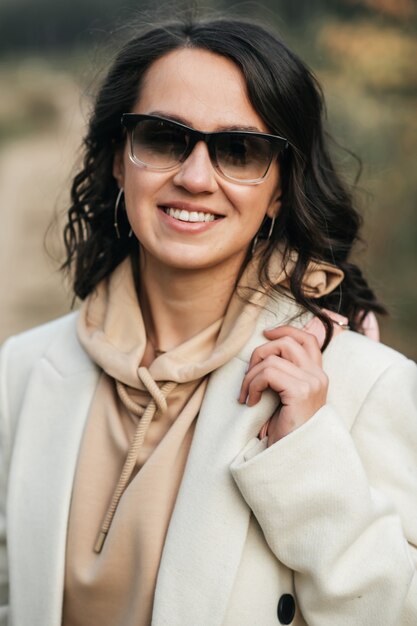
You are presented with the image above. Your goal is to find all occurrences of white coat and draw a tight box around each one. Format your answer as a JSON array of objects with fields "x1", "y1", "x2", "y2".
[{"x1": 1, "y1": 293, "x2": 416, "y2": 626}]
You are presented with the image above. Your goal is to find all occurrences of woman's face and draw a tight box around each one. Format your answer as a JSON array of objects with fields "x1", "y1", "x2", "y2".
[{"x1": 113, "y1": 48, "x2": 281, "y2": 273}]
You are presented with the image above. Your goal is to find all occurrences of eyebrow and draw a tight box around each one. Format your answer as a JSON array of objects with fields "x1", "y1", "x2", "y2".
[{"x1": 148, "y1": 110, "x2": 263, "y2": 133}]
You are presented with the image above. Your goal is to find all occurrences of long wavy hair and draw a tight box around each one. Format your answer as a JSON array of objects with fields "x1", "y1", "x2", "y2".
[{"x1": 62, "y1": 16, "x2": 386, "y2": 344}]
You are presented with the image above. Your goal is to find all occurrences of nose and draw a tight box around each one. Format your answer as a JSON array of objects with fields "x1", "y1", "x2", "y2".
[{"x1": 172, "y1": 141, "x2": 219, "y2": 194}]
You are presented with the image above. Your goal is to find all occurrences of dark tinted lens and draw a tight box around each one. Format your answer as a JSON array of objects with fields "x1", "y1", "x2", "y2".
[
  {"x1": 215, "y1": 133, "x2": 273, "y2": 180},
  {"x1": 131, "y1": 119, "x2": 188, "y2": 168}
]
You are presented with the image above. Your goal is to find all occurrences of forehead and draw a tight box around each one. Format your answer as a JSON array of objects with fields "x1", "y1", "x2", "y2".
[{"x1": 134, "y1": 48, "x2": 267, "y2": 132}]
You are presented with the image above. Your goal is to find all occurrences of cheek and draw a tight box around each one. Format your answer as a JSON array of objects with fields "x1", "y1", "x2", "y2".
[
  {"x1": 122, "y1": 174, "x2": 149, "y2": 228},
  {"x1": 123, "y1": 167, "x2": 156, "y2": 205},
  {"x1": 229, "y1": 163, "x2": 280, "y2": 216},
  {"x1": 228, "y1": 185, "x2": 277, "y2": 223}
]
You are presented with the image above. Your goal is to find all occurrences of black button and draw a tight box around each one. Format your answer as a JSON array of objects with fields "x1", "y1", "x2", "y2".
[{"x1": 277, "y1": 593, "x2": 295, "y2": 624}]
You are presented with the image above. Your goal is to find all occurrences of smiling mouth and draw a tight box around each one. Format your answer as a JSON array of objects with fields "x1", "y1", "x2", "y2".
[{"x1": 162, "y1": 207, "x2": 221, "y2": 223}]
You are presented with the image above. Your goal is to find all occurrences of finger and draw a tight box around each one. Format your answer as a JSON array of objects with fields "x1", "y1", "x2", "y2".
[
  {"x1": 242, "y1": 354, "x2": 306, "y2": 397},
  {"x1": 239, "y1": 354, "x2": 306, "y2": 404},
  {"x1": 263, "y1": 325, "x2": 321, "y2": 363},
  {"x1": 244, "y1": 365, "x2": 310, "y2": 407},
  {"x1": 248, "y1": 335, "x2": 317, "y2": 371},
  {"x1": 243, "y1": 371, "x2": 271, "y2": 406},
  {"x1": 246, "y1": 365, "x2": 327, "y2": 408},
  {"x1": 241, "y1": 351, "x2": 327, "y2": 406}
]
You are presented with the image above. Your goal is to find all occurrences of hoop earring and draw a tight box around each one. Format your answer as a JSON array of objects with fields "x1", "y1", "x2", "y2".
[
  {"x1": 114, "y1": 187, "x2": 124, "y2": 239},
  {"x1": 251, "y1": 234, "x2": 259, "y2": 256},
  {"x1": 251, "y1": 216, "x2": 276, "y2": 255},
  {"x1": 267, "y1": 216, "x2": 275, "y2": 240}
]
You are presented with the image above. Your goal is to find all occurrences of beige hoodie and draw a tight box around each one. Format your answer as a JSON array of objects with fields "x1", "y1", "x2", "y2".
[{"x1": 61, "y1": 251, "x2": 343, "y2": 626}]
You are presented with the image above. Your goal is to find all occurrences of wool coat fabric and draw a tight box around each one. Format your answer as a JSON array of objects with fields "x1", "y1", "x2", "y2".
[{"x1": 0, "y1": 292, "x2": 416, "y2": 626}]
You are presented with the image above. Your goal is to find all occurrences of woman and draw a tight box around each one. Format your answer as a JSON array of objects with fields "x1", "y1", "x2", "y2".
[{"x1": 1, "y1": 15, "x2": 416, "y2": 626}]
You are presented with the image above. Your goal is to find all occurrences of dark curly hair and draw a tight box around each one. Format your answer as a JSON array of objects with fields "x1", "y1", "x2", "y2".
[{"x1": 62, "y1": 15, "x2": 386, "y2": 345}]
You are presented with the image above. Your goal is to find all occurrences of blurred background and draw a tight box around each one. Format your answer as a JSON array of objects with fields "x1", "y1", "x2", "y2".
[{"x1": 0, "y1": 0, "x2": 416, "y2": 358}]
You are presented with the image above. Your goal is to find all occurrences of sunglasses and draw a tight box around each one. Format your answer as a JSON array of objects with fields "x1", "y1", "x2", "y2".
[{"x1": 121, "y1": 114, "x2": 288, "y2": 184}]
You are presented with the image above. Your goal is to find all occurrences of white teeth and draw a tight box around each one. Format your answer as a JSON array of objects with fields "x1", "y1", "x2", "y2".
[{"x1": 164, "y1": 208, "x2": 216, "y2": 222}]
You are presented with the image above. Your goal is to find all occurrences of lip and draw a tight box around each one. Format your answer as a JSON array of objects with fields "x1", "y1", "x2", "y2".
[
  {"x1": 157, "y1": 200, "x2": 224, "y2": 217},
  {"x1": 158, "y1": 204, "x2": 223, "y2": 234}
]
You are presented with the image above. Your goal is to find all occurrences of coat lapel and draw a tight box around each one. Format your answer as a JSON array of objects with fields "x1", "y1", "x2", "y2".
[
  {"x1": 7, "y1": 321, "x2": 99, "y2": 626},
  {"x1": 153, "y1": 293, "x2": 308, "y2": 626}
]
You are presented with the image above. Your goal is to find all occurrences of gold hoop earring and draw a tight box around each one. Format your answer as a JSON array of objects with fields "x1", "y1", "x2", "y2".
[
  {"x1": 251, "y1": 216, "x2": 276, "y2": 255},
  {"x1": 114, "y1": 187, "x2": 124, "y2": 239},
  {"x1": 251, "y1": 233, "x2": 259, "y2": 255},
  {"x1": 267, "y1": 216, "x2": 275, "y2": 240}
]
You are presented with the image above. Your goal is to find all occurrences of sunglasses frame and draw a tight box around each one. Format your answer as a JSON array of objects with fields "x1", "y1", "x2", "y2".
[{"x1": 121, "y1": 113, "x2": 289, "y2": 185}]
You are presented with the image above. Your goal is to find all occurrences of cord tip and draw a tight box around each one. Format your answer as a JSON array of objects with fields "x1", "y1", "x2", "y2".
[{"x1": 94, "y1": 531, "x2": 107, "y2": 553}]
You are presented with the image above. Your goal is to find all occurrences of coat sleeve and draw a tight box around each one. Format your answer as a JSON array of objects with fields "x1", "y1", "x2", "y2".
[
  {"x1": 230, "y1": 357, "x2": 417, "y2": 626},
  {"x1": 0, "y1": 342, "x2": 11, "y2": 625}
]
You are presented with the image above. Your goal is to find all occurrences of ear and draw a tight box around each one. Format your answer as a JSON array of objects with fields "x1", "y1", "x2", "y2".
[
  {"x1": 266, "y1": 188, "x2": 282, "y2": 220},
  {"x1": 113, "y1": 148, "x2": 125, "y2": 188}
]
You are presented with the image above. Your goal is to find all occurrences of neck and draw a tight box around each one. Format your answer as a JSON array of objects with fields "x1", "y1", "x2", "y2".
[{"x1": 137, "y1": 250, "x2": 247, "y2": 352}]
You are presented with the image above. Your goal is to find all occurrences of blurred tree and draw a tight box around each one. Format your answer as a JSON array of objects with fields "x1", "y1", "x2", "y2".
[
  {"x1": 343, "y1": 0, "x2": 416, "y2": 20},
  {"x1": 2, "y1": 0, "x2": 415, "y2": 53}
]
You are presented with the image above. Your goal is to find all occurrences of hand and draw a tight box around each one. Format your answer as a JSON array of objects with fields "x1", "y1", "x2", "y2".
[{"x1": 238, "y1": 326, "x2": 328, "y2": 445}]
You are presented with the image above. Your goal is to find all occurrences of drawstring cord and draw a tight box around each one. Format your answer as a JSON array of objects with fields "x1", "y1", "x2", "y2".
[{"x1": 94, "y1": 366, "x2": 177, "y2": 553}]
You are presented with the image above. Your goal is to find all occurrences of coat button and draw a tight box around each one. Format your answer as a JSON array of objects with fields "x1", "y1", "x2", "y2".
[{"x1": 277, "y1": 593, "x2": 295, "y2": 624}]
